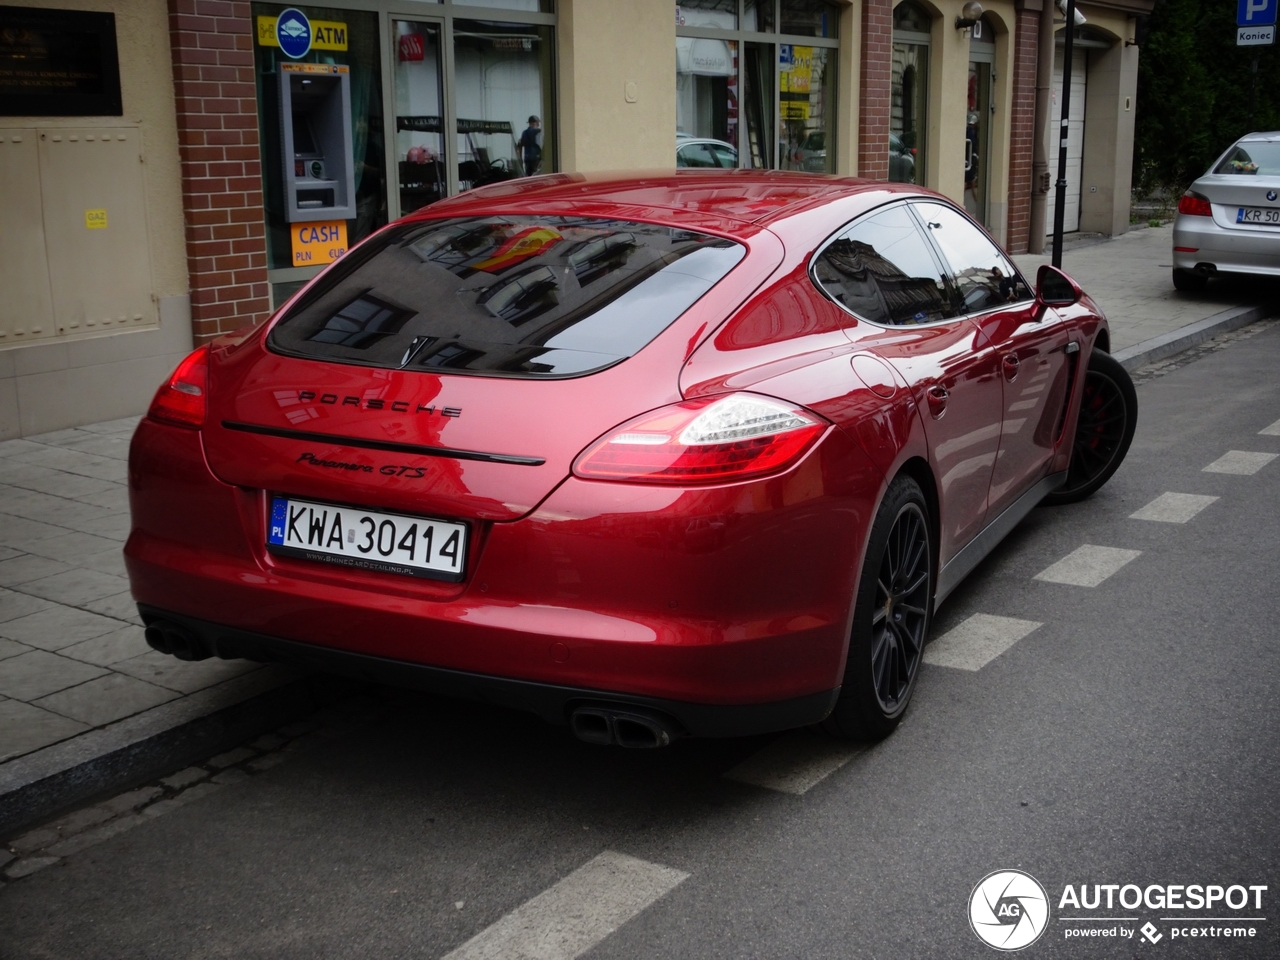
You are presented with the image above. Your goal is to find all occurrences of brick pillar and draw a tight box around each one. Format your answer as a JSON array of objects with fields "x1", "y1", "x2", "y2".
[
  {"x1": 1005, "y1": 6, "x2": 1039, "y2": 254},
  {"x1": 858, "y1": 0, "x2": 892, "y2": 181},
  {"x1": 168, "y1": 0, "x2": 269, "y2": 343}
]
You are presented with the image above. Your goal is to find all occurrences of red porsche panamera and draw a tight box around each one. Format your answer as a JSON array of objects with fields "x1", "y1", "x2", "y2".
[{"x1": 126, "y1": 171, "x2": 1136, "y2": 747}]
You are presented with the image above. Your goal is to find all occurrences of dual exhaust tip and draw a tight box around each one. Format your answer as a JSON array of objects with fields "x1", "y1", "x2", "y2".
[
  {"x1": 569, "y1": 704, "x2": 682, "y2": 749},
  {"x1": 145, "y1": 620, "x2": 681, "y2": 749},
  {"x1": 143, "y1": 620, "x2": 211, "y2": 662}
]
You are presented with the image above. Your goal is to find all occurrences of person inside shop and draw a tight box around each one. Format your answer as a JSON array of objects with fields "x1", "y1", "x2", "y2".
[{"x1": 520, "y1": 115, "x2": 543, "y2": 176}]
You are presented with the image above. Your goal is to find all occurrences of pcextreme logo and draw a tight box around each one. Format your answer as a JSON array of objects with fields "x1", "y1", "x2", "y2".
[{"x1": 969, "y1": 870, "x2": 1050, "y2": 951}]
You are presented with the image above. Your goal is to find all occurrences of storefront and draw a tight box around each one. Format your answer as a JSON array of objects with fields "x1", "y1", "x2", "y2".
[{"x1": 249, "y1": 1, "x2": 556, "y2": 308}]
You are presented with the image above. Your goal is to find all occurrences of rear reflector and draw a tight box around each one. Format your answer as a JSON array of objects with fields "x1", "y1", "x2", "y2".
[
  {"x1": 573, "y1": 393, "x2": 827, "y2": 485},
  {"x1": 147, "y1": 345, "x2": 209, "y2": 429},
  {"x1": 1174, "y1": 246, "x2": 1199, "y2": 253},
  {"x1": 1177, "y1": 193, "x2": 1212, "y2": 217}
]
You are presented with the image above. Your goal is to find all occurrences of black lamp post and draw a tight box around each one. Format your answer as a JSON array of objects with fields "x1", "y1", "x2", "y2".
[{"x1": 1051, "y1": 0, "x2": 1076, "y2": 268}]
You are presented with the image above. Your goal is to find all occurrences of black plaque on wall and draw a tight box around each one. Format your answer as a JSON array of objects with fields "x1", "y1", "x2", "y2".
[{"x1": 0, "y1": 7, "x2": 122, "y2": 116}]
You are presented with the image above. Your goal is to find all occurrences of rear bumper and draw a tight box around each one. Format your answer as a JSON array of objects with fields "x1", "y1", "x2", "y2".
[
  {"x1": 138, "y1": 604, "x2": 841, "y2": 737},
  {"x1": 1173, "y1": 214, "x2": 1280, "y2": 276},
  {"x1": 126, "y1": 417, "x2": 880, "y2": 727}
]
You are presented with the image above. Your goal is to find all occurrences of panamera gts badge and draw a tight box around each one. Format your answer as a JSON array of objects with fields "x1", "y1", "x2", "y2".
[
  {"x1": 297, "y1": 391, "x2": 461, "y2": 417},
  {"x1": 297, "y1": 452, "x2": 427, "y2": 478}
]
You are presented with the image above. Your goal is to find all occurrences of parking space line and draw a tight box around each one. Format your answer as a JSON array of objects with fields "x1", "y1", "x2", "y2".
[
  {"x1": 1034, "y1": 545, "x2": 1142, "y2": 587},
  {"x1": 723, "y1": 731, "x2": 863, "y2": 795},
  {"x1": 1129, "y1": 492, "x2": 1218, "y2": 524},
  {"x1": 922, "y1": 613, "x2": 1043, "y2": 672},
  {"x1": 440, "y1": 851, "x2": 688, "y2": 960},
  {"x1": 1259, "y1": 418, "x2": 1280, "y2": 436},
  {"x1": 1202, "y1": 451, "x2": 1277, "y2": 475}
]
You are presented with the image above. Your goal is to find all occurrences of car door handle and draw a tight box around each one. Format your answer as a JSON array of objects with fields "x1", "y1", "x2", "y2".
[
  {"x1": 1002, "y1": 354, "x2": 1021, "y2": 381},
  {"x1": 926, "y1": 385, "x2": 949, "y2": 419}
]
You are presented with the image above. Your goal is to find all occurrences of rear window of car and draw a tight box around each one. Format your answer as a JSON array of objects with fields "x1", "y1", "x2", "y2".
[
  {"x1": 1213, "y1": 142, "x2": 1280, "y2": 175},
  {"x1": 268, "y1": 216, "x2": 745, "y2": 378}
]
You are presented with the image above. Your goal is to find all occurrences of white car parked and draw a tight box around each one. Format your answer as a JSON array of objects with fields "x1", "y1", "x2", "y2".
[{"x1": 1173, "y1": 132, "x2": 1280, "y2": 292}]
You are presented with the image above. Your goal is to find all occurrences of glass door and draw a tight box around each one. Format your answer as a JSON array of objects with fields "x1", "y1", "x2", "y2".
[
  {"x1": 965, "y1": 60, "x2": 992, "y2": 225},
  {"x1": 392, "y1": 19, "x2": 445, "y2": 216}
]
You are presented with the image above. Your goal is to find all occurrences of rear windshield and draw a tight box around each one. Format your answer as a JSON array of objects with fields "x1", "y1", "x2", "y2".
[
  {"x1": 1213, "y1": 142, "x2": 1280, "y2": 175},
  {"x1": 268, "y1": 216, "x2": 745, "y2": 378}
]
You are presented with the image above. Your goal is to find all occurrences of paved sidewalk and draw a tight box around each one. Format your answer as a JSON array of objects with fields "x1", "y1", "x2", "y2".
[
  {"x1": 1013, "y1": 222, "x2": 1275, "y2": 352},
  {"x1": 0, "y1": 222, "x2": 1275, "y2": 840}
]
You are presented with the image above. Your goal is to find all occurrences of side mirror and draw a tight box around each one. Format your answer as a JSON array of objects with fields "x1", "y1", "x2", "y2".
[{"x1": 1037, "y1": 264, "x2": 1081, "y2": 307}]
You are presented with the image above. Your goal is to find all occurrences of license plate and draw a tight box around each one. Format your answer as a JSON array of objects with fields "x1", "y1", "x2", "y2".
[
  {"x1": 1236, "y1": 206, "x2": 1280, "y2": 225},
  {"x1": 267, "y1": 496, "x2": 467, "y2": 581}
]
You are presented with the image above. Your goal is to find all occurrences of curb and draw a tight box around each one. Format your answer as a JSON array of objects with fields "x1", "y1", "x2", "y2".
[
  {"x1": 0, "y1": 668, "x2": 352, "y2": 839},
  {"x1": 1113, "y1": 302, "x2": 1277, "y2": 372}
]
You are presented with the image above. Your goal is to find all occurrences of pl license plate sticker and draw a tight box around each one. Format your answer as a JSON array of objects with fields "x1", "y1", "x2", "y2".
[
  {"x1": 1236, "y1": 206, "x2": 1280, "y2": 225},
  {"x1": 268, "y1": 497, "x2": 466, "y2": 581}
]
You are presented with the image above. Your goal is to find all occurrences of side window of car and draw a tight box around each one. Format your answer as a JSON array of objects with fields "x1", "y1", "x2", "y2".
[
  {"x1": 911, "y1": 201, "x2": 1032, "y2": 314},
  {"x1": 812, "y1": 204, "x2": 954, "y2": 326},
  {"x1": 677, "y1": 143, "x2": 717, "y2": 168}
]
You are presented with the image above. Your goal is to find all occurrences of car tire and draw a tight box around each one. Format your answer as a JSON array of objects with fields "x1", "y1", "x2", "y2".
[
  {"x1": 1172, "y1": 268, "x2": 1207, "y2": 293},
  {"x1": 823, "y1": 475, "x2": 933, "y2": 741},
  {"x1": 1041, "y1": 349, "x2": 1138, "y2": 506}
]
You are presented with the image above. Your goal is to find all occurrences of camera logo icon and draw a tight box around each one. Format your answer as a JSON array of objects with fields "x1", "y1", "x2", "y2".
[{"x1": 969, "y1": 869, "x2": 1050, "y2": 951}]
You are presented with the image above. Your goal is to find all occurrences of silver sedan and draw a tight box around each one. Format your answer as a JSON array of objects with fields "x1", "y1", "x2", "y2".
[{"x1": 1172, "y1": 132, "x2": 1280, "y2": 292}]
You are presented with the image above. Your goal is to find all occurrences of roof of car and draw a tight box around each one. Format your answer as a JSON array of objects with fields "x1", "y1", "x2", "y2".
[
  {"x1": 411, "y1": 169, "x2": 921, "y2": 232},
  {"x1": 1240, "y1": 132, "x2": 1280, "y2": 142}
]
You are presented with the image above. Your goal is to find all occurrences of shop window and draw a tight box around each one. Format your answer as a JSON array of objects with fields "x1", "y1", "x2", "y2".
[
  {"x1": 676, "y1": 0, "x2": 839, "y2": 173},
  {"x1": 677, "y1": 37, "x2": 737, "y2": 147},
  {"x1": 891, "y1": 1, "x2": 931, "y2": 185},
  {"x1": 780, "y1": 0, "x2": 837, "y2": 38},
  {"x1": 779, "y1": 45, "x2": 834, "y2": 173},
  {"x1": 452, "y1": 20, "x2": 555, "y2": 191},
  {"x1": 394, "y1": 21, "x2": 445, "y2": 215},
  {"x1": 677, "y1": 0, "x2": 738, "y2": 30}
]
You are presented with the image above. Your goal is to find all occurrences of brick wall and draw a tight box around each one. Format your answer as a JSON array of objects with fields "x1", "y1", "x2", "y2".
[
  {"x1": 1006, "y1": 7, "x2": 1040, "y2": 254},
  {"x1": 858, "y1": 0, "x2": 892, "y2": 181},
  {"x1": 168, "y1": 0, "x2": 269, "y2": 342}
]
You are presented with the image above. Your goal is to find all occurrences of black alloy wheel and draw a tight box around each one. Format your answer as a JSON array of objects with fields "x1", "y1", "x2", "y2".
[
  {"x1": 1042, "y1": 349, "x2": 1138, "y2": 506},
  {"x1": 824, "y1": 475, "x2": 933, "y2": 741}
]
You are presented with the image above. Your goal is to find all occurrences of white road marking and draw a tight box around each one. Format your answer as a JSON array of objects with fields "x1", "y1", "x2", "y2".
[
  {"x1": 1129, "y1": 492, "x2": 1218, "y2": 524},
  {"x1": 440, "y1": 851, "x2": 688, "y2": 960},
  {"x1": 723, "y1": 731, "x2": 863, "y2": 795},
  {"x1": 1259, "y1": 418, "x2": 1280, "y2": 436},
  {"x1": 922, "y1": 613, "x2": 1043, "y2": 672},
  {"x1": 1007, "y1": 399, "x2": 1039, "y2": 412},
  {"x1": 1034, "y1": 544, "x2": 1142, "y2": 587},
  {"x1": 1202, "y1": 450, "x2": 1277, "y2": 475}
]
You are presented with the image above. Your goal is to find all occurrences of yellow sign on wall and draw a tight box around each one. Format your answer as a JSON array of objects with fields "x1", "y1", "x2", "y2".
[
  {"x1": 290, "y1": 221, "x2": 347, "y2": 266},
  {"x1": 84, "y1": 209, "x2": 108, "y2": 229},
  {"x1": 256, "y1": 16, "x2": 348, "y2": 51}
]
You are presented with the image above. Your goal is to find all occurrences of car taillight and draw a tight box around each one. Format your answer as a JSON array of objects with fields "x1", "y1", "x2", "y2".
[
  {"x1": 147, "y1": 345, "x2": 209, "y2": 428},
  {"x1": 1178, "y1": 192, "x2": 1212, "y2": 217},
  {"x1": 573, "y1": 393, "x2": 828, "y2": 485}
]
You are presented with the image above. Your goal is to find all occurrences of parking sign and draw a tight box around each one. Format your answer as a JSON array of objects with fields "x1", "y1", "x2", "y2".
[{"x1": 1239, "y1": 0, "x2": 1277, "y2": 26}]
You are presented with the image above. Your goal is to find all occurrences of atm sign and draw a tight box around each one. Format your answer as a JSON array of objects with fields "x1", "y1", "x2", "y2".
[
  {"x1": 256, "y1": 16, "x2": 348, "y2": 51},
  {"x1": 291, "y1": 221, "x2": 348, "y2": 266}
]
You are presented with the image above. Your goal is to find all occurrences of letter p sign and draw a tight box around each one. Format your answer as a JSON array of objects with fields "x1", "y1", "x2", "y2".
[{"x1": 1240, "y1": 0, "x2": 1277, "y2": 26}]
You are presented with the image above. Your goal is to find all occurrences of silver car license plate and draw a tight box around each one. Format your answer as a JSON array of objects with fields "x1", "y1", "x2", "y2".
[
  {"x1": 1236, "y1": 206, "x2": 1280, "y2": 225},
  {"x1": 267, "y1": 496, "x2": 467, "y2": 581}
]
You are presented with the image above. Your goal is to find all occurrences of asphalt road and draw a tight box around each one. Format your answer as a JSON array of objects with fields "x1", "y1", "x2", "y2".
[{"x1": 2, "y1": 321, "x2": 1279, "y2": 960}]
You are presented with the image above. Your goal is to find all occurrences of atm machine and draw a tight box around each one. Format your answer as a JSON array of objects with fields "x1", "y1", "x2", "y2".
[{"x1": 278, "y1": 62, "x2": 357, "y2": 222}]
